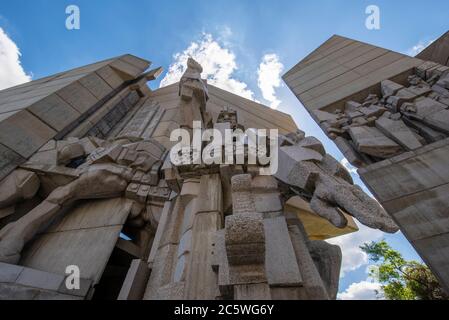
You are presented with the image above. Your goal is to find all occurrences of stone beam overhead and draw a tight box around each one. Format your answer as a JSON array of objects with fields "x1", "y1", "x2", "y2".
[
  {"x1": 0, "y1": 54, "x2": 152, "y2": 182},
  {"x1": 283, "y1": 35, "x2": 424, "y2": 117}
]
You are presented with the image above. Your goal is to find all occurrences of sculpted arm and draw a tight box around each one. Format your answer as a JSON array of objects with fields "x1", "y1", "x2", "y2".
[
  {"x1": 0, "y1": 165, "x2": 132, "y2": 264},
  {"x1": 274, "y1": 131, "x2": 398, "y2": 233}
]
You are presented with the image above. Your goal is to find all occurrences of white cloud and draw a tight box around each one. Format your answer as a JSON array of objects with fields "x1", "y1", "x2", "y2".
[
  {"x1": 160, "y1": 32, "x2": 287, "y2": 109},
  {"x1": 257, "y1": 53, "x2": 284, "y2": 109},
  {"x1": 340, "y1": 157, "x2": 358, "y2": 174},
  {"x1": 327, "y1": 222, "x2": 384, "y2": 277},
  {"x1": 406, "y1": 39, "x2": 435, "y2": 57},
  {"x1": 160, "y1": 33, "x2": 255, "y2": 101},
  {"x1": 338, "y1": 280, "x2": 382, "y2": 300},
  {"x1": 218, "y1": 25, "x2": 233, "y2": 41},
  {"x1": 0, "y1": 27, "x2": 31, "y2": 90}
]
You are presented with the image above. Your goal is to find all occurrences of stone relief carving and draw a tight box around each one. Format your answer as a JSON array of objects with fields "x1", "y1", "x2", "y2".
[
  {"x1": 317, "y1": 62, "x2": 449, "y2": 167},
  {"x1": 0, "y1": 58, "x2": 399, "y2": 300},
  {"x1": 274, "y1": 130, "x2": 398, "y2": 233},
  {"x1": 0, "y1": 137, "x2": 169, "y2": 264}
]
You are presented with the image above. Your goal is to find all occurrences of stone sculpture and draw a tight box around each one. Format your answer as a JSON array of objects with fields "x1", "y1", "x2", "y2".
[
  {"x1": 0, "y1": 137, "x2": 168, "y2": 264},
  {"x1": 317, "y1": 62, "x2": 449, "y2": 167},
  {"x1": 274, "y1": 130, "x2": 398, "y2": 233},
  {"x1": 0, "y1": 57, "x2": 398, "y2": 300},
  {"x1": 179, "y1": 57, "x2": 212, "y2": 133}
]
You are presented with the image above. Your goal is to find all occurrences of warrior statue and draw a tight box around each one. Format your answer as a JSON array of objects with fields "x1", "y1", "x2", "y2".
[{"x1": 0, "y1": 58, "x2": 397, "y2": 300}]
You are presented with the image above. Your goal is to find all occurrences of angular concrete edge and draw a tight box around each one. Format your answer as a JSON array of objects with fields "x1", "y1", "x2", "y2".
[
  {"x1": 0, "y1": 262, "x2": 92, "y2": 300},
  {"x1": 0, "y1": 54, "x2": 152, "y2": 182}
]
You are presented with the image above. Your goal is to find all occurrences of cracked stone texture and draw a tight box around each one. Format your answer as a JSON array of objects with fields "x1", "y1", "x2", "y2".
[
  {"x1": 225, "y1": 213, "x2": 265, "y2": 264},
  {"x1": 375, "y1": 116, "x2": 423, "y2": 150},
  {"x1": 275, "y1": 133, "x2": 399, "y2": 233},
  {"x1": 230, "y1": 174, "x2": 256, "y2": 214}
]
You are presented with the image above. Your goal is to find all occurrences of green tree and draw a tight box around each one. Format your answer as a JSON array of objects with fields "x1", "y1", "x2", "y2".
[{"x1": 360, "y1": 240, "x2": 448, "y2": 300}]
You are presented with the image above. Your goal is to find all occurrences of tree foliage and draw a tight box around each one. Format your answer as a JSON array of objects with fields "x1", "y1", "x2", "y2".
[{"x1": 360, "y1": 240, "x2": 448, "y2": 300}]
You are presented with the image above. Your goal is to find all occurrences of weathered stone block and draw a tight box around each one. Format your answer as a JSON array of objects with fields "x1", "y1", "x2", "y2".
[
  {"x1": 78, "y1": 72, "x2": 113, "y2": 100},
  {"x1": 96, "y1": 66, "x2": 124, "y2": 89},
  {"x1": 0, "y1": 262, "x2": 24, "y2": 283},
  {"x1": 0, "y1": 283, "x2": 81, "y2": 300},
  {"x1": 58, "y1": 277, "x2": 92, "y2": 298},
  {"x1": 344, "y1": 101, "x2": 362, "y2": 112},
  {"x1": 225, "y1": 212, "x2": 265, "y2": 266},
  {"x1": 196, "y1": 174, "x2": 222, "y2": 214},
  {"x1": 234, "y1": 283, "x2": 271, "y2": 300},
  {"x1": 375, "y1": 116, "x2": 423, "y2": 150},
  {"x1": 56, "y1": 81, "x2": 99, "y2": 114},
  {"x1": 264, "y1": 216, "x2": 302, "y2": 286},
  {"x1": 28, "y1": 94, "x2": 81, "y2": 132},
  {"x1": 381, "y1": 80, "x2": 404, "y2": 97},
  {"x1": 16, "y1": 267, "x2": 65, "y2": 291},
  {"x1": 0, "y1": 110, "x2": 57, "y2": 158},
  {"x1": 348, "y1": 125, "x2": 403, "y2": 158}
]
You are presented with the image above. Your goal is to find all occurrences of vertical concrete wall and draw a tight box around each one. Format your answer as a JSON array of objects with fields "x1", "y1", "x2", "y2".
[
  {"x1": 417, "y1": 31, "x2": 449, "y2": 66},
  {"x1": 358, "y1": 138, "x2": 449, "y2": 292}
]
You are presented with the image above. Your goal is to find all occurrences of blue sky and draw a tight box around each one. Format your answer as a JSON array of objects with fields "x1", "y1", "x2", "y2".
[{"x1": 1, "y1": 0, "x2": 448, "y2": 299}]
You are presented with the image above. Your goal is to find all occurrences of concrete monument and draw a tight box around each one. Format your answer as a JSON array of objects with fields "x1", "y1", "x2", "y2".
[
  {"x1": 284, "y1": 31, "x2": 449, "y2": 293},
  {"x1": 0, "y1": 55, "x2": 394, "y2": 299}
]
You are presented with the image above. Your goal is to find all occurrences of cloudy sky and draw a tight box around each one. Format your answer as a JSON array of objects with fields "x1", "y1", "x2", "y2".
[{"x1": 1, "y1": 0, "x2": 448, "y2": 299}]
